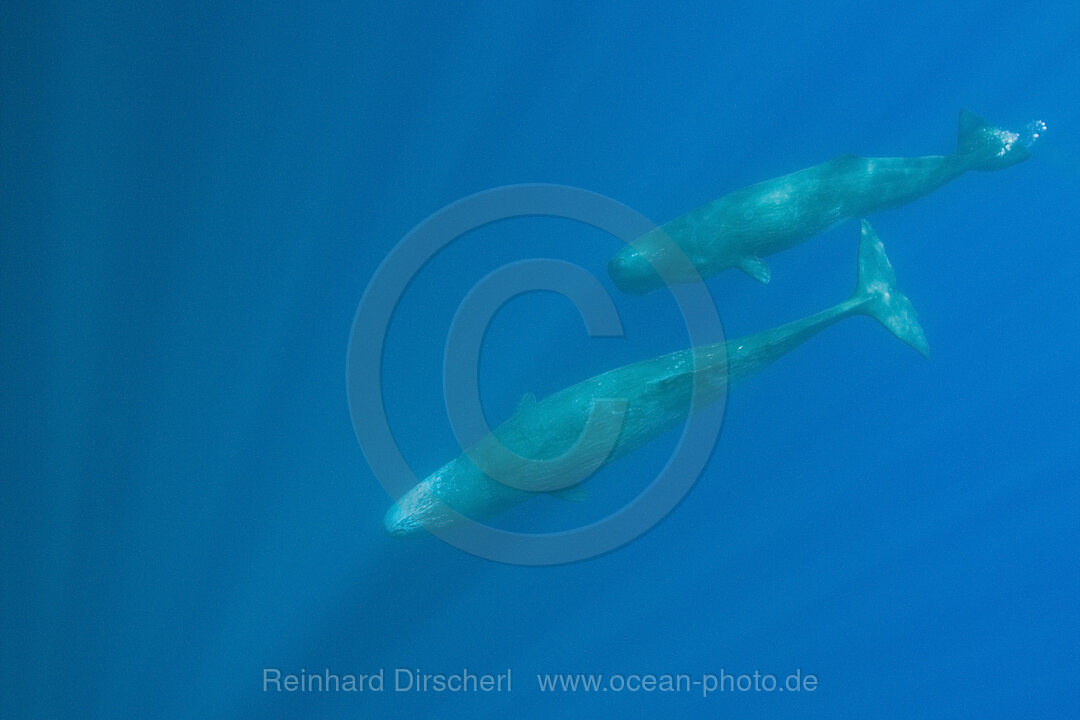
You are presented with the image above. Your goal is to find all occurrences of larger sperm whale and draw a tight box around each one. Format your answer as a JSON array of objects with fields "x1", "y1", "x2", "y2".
[
  {"x1": 385, "y1": 222, "x2": 928, "y2": 537},
  {"x1": 608, "y1": 110, "x2": 1035, "y2": 293}
]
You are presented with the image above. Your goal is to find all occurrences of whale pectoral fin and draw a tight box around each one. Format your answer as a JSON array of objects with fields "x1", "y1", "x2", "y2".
[
  {"x1": 550, "y1": 485, "x2": 588, "y2": 502},
  {"x1": 737, "y1": 256, "x2": 771, "y2": 284}
]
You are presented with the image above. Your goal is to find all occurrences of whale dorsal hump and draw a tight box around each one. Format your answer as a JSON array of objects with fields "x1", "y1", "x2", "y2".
[
  {"x1": 650, "y1": 371, "x2": 692, "y2": 390},
  {"x1": 647, "y1": 371, "x2": 697, "y2": 411},
  {"x1": 514, "y1": 392, "x2": 537, "y2": 416}
]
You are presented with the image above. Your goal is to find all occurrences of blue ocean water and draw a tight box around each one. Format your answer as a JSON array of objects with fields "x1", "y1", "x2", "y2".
[{"x1": 2, "y1": 1, "x2": 1078, "y2": 718}]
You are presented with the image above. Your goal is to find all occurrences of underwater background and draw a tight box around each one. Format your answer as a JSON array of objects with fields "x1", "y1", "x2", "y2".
[{"x1": 2, "y1": 1, "x2": 1078, "y2": 718}]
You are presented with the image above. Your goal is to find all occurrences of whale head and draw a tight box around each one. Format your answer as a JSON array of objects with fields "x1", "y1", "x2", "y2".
[
  {"x1": 608, "y1": 228, "x2": 707, "y2": 294},
  {"x1": 383, "y1": 479, "x2": 452, "y2": 538},
  {"x1": 383, "y1": 456, "x2": 531, "y2": 538},
  {"x1": 383, "y1": 498, "x2": 423, "y2": 538},
  {"x1": 608, "y1": 245, "x2": 665, "y2": 294}
]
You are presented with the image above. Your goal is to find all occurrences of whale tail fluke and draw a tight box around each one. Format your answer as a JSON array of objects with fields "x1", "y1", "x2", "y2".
[
  {"x1": 852, "y1": 220, "x2": 930, "y2": 358},
  {"x1": 956, "y1": 108, "x2": 1031, "y2": 171}
]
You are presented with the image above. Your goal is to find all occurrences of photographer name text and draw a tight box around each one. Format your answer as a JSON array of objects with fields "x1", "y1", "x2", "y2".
[{"x1": 262, "y1": 667, "x2": 512, "y2": 693}]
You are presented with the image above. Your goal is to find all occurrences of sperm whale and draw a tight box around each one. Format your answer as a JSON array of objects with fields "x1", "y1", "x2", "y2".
[
  {"x1": 608, "y1": 110, "x2": 1035, "y2": 293},
  {"x1": 385, "y1": 221, "x2": 928, "y2": 537}
]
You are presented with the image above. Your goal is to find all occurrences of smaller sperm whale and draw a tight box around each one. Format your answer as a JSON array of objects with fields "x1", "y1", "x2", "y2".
[
  {"x1": 608, "y1": 110, "x2": 1036, "y2": 293},
  {"x1": 385, "y1": 221, "x2": 928, "y2": 537}
]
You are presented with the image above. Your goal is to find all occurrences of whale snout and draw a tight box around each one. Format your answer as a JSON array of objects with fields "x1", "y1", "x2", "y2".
[
  {"x1": 383, "y1": 501, "x2": 425, "y2": 538},
  {"x1": 608, "y1": 248, "x2": 663, "y2": 294}
]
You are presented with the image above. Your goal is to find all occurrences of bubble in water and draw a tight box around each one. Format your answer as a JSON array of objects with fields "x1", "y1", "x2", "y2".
[{"x1": 1022, "y1": 120, "x2": 1047, "y2": 149}]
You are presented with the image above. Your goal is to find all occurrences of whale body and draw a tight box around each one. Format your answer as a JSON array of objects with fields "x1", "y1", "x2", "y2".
[
  {"x1": 608, "y1": 110, "x2": 1032, "y2": 293},
  {"x1": 385, "y1": 221, "x2": 929, "y2": 537}
]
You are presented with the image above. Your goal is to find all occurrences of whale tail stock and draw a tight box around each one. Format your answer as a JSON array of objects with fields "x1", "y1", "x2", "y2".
[
  {"x1": 956, "y1": 108, "x2": 1031, "y2": 171},
  {"x1": 852, "y1": 220, "x2": 931, "y2": 358}
]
